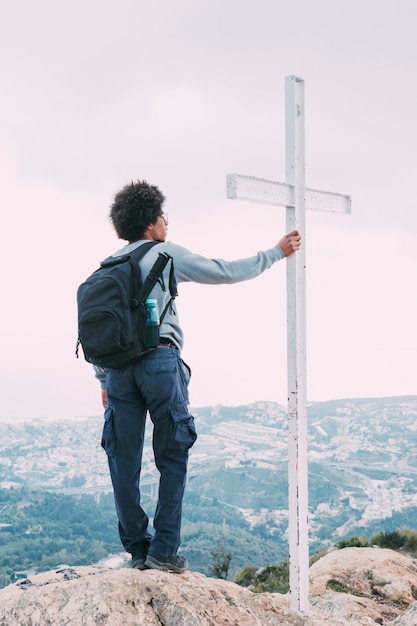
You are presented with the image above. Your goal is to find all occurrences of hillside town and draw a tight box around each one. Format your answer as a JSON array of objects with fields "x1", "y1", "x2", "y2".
[{"x1": 1, "y1": 396, "x2": 417, "y2": 545}]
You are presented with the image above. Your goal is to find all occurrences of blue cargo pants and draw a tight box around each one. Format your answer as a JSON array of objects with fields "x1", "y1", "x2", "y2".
[{"x1": 101, "y1": 346, "x2": 197, "y2": 559}]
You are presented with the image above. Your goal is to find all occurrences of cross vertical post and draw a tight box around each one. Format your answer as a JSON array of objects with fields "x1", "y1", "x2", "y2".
[
  {"x1": 226, "y1": 75, "x2": 351, "y2": 616},
  {"x1": 285, "y1": 75, "x2": 309, "y2": 614}
]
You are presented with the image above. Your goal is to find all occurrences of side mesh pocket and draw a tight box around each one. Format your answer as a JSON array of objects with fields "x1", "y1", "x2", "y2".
[
  {"x1": 101, "y1": 406, "x2": 116, "y2": 457},
  {"x1": 168, "y1": 404, "x2": 197, "y2": 452}
]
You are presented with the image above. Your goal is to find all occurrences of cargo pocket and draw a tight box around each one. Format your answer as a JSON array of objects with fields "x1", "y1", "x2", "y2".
[
  {"x1": 179, "y1": 358, "x2": 191, "y2": 384},
  {"x1": 101, "y1": 406, "x2": 116, "y2": 457},
  {"x1": 168, "y1": 404, "x2": 197, "y2": 453}
]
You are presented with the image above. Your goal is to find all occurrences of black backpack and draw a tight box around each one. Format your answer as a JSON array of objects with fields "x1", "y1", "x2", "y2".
[{"x1": 76, "y1": 241, "x2": 177, "y2": 368}]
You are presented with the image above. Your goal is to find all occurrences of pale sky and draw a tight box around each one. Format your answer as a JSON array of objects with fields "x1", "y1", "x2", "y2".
[{"x1": 1, "y1": 0, "x2": 416, "y2": 420}]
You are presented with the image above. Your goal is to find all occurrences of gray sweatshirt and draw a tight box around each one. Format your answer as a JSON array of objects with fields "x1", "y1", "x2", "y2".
[{"x1": 94, "y1": 239, "x2": 284, "y2": 387}]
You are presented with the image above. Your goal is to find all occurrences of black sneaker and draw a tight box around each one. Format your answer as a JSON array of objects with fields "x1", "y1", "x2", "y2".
[
  {"x1": 144, "y1": 554, "x2": 188, "y2": 574},
  {"x1": 131, "y1": 556, "x2": 148, "y2": 570},
  {"x1": 130, "y1": 540, "x2": 150, "y2": 570}
]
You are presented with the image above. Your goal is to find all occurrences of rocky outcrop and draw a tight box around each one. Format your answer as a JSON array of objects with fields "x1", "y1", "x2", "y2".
[
  {"x1": 1, "y1": 548, "x2": 417, "y2": 625},
  {"x1": 0, "y1": 567, "x2": 308, "y2": 626},
  {"x1": 309, "y1": 547, "x2": 417, "y2": 624}
]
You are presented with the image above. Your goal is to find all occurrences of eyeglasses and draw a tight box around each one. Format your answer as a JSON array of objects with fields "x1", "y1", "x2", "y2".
[{"x1": 160, "y1": 212, "x2": 169, "y2": 225}]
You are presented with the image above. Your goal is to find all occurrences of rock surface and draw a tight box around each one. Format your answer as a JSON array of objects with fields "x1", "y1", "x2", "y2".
[
  {"x1": 309, "y1": 547, "x2": 417, "y2": 625},
  {"x1": 1, "y1": 548, "x2": 417, "y2": 625}
]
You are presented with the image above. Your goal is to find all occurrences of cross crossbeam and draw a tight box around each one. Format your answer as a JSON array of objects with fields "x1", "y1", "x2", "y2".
[{"x1": 226, "y1": 173, "x2": 351, "y2": 214}]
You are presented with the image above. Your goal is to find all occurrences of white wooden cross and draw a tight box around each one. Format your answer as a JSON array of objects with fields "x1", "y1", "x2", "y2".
[{"x1": 226, "y1": 75, "x2": 351, "y2": 615}]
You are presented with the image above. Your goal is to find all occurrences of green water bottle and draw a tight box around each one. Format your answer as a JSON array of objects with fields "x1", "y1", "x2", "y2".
[{"x1": 145, "y1": 298, "x2": 160, "y2": 348}]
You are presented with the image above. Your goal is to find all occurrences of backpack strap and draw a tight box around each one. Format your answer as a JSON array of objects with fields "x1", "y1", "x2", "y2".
[
  {"x1": 100, "y1": 240, "x2": 176, "y2": 321},
  {"x1": 130, "y1": 243, "x2": 177, "y2": 324},
  {"x1": 137, "y1": 252, "x2": 172, "y2": 303},
  {"x1": 119, "y1": 241, "x2": 161, "y2": 311},
  {"x1": 158, "y1": 259, "x2": 177, "y2": 323}
]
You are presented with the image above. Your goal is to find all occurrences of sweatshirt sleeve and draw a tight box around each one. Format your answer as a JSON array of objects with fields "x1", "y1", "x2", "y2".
[
  {"x1": 167, "y1": 242, "x2": 285, "y2": 285},
  {"x1": 93, "y1": 365, "x2": 107, "y2": 389}
]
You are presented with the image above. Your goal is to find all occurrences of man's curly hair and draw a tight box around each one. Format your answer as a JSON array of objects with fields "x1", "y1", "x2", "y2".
[{"x1": 109, "y1": 180, "x2": 166, "y2": 241}]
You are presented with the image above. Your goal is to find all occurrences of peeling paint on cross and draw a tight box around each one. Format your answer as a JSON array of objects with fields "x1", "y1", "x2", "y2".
[{"x1": 226, "y1": 75, "x2": 351, "y2": 615}]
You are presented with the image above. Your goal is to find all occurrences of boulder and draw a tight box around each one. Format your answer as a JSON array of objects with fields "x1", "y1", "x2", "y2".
[{"x1": 2, "y1": 548, "x2": 417, "y2": 625}]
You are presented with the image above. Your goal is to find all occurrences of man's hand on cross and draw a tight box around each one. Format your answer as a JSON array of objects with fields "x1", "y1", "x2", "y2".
[{"x1": 278, "y1": 230, "x2": 302, "y2": 257}]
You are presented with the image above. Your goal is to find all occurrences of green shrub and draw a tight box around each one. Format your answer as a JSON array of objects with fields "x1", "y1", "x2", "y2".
[
  {"x1": 326, "y1": 578, "x2": 350, "y2": 593},
  {"x1": 370, "y1": 530, "x2": 404, "y2": 550},
  {"x1": 336, "y1": 536, "x2": 368, "y2": 549},
  {"x1": 400, "y1": 528, "x2": 417, "y2": 553},
  {"x1": 234, "y1": 564, "x2": 257, "y2": 587},
  {"x1": 251, "y1": 561, "x2": 289, "y2": 594}
]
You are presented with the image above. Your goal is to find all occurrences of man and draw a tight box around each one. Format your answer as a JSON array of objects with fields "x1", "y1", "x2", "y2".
[{"x1": 94, "y1": 179, "x2": 301, "y2": 574}]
